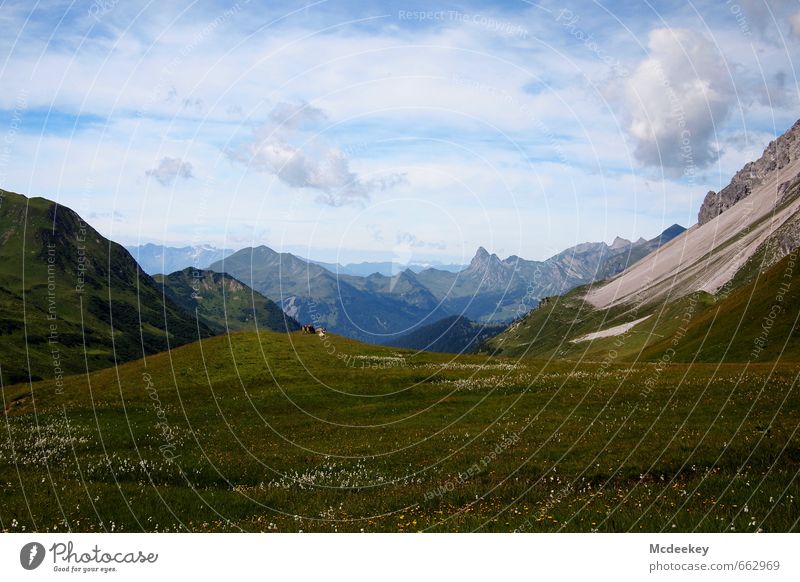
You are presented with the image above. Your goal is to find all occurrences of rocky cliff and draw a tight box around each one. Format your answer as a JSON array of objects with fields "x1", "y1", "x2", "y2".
[{"x1": 698, "y1": 120, "x2": 800, "y2": 225}]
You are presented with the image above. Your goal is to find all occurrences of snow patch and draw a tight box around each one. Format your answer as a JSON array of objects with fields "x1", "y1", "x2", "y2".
[{"x1": 571, "y1": 315, "x2": 652, "y2": 343}]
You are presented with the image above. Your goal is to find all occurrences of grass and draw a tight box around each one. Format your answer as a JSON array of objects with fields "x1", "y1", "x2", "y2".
[
  {"x1": 2, "y1": 329, "x2": 798, "y2": 532},
  {"x1": 486, "y1": 253, "x2": 800, "y2": 364}
]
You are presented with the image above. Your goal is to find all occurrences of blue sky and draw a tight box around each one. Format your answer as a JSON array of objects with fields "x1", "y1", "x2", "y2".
[{"x1": 0, "y1": 0, "x2": 798, "y2": 264}]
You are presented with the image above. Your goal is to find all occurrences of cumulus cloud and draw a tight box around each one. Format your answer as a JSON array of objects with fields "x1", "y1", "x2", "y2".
[
  {"x1": 228, "y1": 101, "x2": 406, "y2": 207},
  {"x1": 145, "y1": 157, "x2": 193, "y2": 186},
  {"x1": 623, "y1": 29, "x2": 735, "y2": 175}
]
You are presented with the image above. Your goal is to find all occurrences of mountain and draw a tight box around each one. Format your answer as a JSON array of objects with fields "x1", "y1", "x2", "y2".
[
  {"x1": 484, "y1": 119, "x2": 800, "y2": 362},
  {"x1": 209, "y1": 246, "x2": 448, "y2": 342},
  {"x1": 155, "y1": 268, "x2": 300, "y2": 334},
  {"x1": 0, "y1": 189, "x2": 214, "y2": 385},
  {"x1": 385, "y1": 315, "x2": 505, "y2": 353},
  {"x1": 127, "y1": 243, "x2": 234, "y2": 275}
]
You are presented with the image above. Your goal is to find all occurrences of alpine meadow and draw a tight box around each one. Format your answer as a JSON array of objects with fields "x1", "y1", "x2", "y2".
[{"x1": 1, "y1": 0, "x2": 799, "y2": 541}]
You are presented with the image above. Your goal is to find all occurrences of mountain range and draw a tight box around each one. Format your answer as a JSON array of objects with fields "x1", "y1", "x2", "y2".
[{"x1": 210, "y1": 225, "x2": 685, "y2": 342}]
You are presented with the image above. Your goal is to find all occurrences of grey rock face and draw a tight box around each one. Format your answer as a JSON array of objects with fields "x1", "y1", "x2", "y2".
[{"x1": 698, "y1": 120, "x2": 800, "y2": 225}]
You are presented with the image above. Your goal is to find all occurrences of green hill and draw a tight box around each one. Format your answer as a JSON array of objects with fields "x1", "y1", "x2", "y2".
[
  {"x1": 155, "y1": 268, "x2": 300, "y2": 334},
  {"x1": 0, "y1": 189, "x2": 214, "y2": 384}
]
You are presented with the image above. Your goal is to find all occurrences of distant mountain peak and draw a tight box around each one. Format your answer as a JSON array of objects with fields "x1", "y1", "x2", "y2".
[
  {"x1": 610, "y1": 236, "x2": 631, "y2": 250},
  {"x1": 469, "y1": 246, "x2": 503, "y2": 271}
]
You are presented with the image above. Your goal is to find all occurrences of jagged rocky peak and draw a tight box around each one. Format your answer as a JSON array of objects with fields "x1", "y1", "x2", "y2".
[
  {"x1": 698, "y1": 119, "x2": 800, "y2": 225},
  {"x1": 610, "y1": 236, "x2": 632, "y2": 250},
  {"x1": 469, "y1": 246, "x2": 501, "y2": 269}
]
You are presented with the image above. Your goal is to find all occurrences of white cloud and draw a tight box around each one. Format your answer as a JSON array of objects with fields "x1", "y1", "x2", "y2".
[
  {"x1": 228, "y1": 102, "x2": 406, "y2": 207},
  {"x1": 145, "y1": 157, "x2": 193, "y2": 186},
  {"x1": 623, "y1": 29, "x2": 735, "y2": 174}
]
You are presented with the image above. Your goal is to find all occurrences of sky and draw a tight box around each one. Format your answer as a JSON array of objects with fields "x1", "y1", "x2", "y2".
[{"x1": 0, "y1": 0, "x2": 798, "y2": 265}]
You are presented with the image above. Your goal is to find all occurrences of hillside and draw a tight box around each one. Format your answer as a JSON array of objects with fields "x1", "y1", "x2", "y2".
[
  {"x1": 0, "y1": 189, "x2": 215, "y2": 385},
  {"x1": 155, "y1": 268, "x2": 300, "y2": 334},
  {"x1": 587, "y1": 126, "x2": 800, "y2": 311},
  {"x1": 483, "y1": 251, "x2": 799, "y2": 362},
  {"x1": 384, "y1": 314, "x2": 505, "y2": 353},
  {"x1": 485, "y1": 120, "x2": 800, "y2": 362}
]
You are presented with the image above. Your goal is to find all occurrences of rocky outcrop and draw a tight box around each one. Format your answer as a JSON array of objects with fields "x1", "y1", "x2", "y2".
[{"x1": 698, "y1": 120, "x2": 800, "y2": 225}]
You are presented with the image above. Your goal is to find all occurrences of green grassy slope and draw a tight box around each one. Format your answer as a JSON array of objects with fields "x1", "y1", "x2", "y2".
[
  {"x1": 155, "y1": 268, "x2": 300, "y2": 334},
  {"x1": 641, "y1": 252, "x2": 799, "y2": 363},
  {"x1": 0, "y1": 189, "x2": 213, "y2": 384},
  {"x1": 484, "y1": 251, "x2": 800, "y2": 363},
  {"x1": 1, "y1": 330, "x2": 798, "y2": 532}
]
